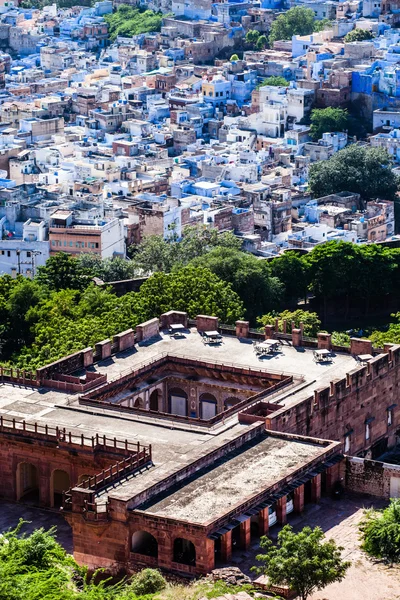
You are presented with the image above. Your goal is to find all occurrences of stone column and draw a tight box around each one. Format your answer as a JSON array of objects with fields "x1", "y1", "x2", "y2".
[
  {"x1": 240, "y1": 518, "x2": 251, "y2": 550},
  {"x1": 294, "y1": 485, "x2": 304, "y2": 514},
  {"x1": 259, "y1": 507, "x2": 269, "y2": 536},
  {"x1": 236, "y1": 320, "x2": 249, "y2": 338},
  {"x1": 264, "y1": 324, "x2": 275, "y2": 339},
  {"x1": 277, "y1": 496, "x2": 287, "y2": 524},
  {"x1": 199, "y1": 537, "x2": 215, "y2": 574},
  {"x1": 292, "y1": 328, "x2": 302, "y2": 347},
  {"x1": 311, "y1": 474, "x2": 321, "y2": 503},
  {"x1": 220, "y1": 530, "x2": 232, "y2": 562}
]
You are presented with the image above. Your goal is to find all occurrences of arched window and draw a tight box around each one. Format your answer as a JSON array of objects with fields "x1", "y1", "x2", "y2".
[
  {"x1": 224, "y1": 397, "x2": 241, "y2": 410},
  {"x1": 16, "y1": 462, "x2": 39, "y2": 503},
  {"x1": 200, "y1": 392, "x2": 217, "y2": 420},
  {"x1": 52, "y1": 469, "x2": 70, "y2": 508},
  {"x1": 131, "y1": 531, "x2": 158, "y2": 558},
  {"x1": 173, "y1": 538, "x2": 196, "y2": 566},
  {"x1": 149, "y1": 389, "x2": 159, "y2": 412},
  {"x1": 169, "y1": 388, "x2": 188, "y2": 417}
]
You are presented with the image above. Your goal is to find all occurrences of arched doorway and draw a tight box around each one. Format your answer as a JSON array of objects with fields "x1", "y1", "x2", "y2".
[
  {"x1": 51, "y1": 469, "x2": 70, "y2": 508},
  {"x1": 149, "y1": 389, "x2": 159, "y2": 412},
  {"x1": 131, "y1": 530, "x2": 158, "y2": 557},
  {"x1": 17, "y1": 462, "x2": 39, "y2": 503},
  {"x1": 224, "y1": 397, "x2": 241, "y2": 410},
  {"x1": 200, "y1": 392, "x2": 217, "y2": 420},
  {"x1": 173, "y1": 538, "x2": 196, "y2": 566},
  {"x1": 169, "y1": 388, "x2": 188, "y2": 417}
]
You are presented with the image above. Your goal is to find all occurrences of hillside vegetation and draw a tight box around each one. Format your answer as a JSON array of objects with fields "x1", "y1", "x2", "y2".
[{"x1": 105, "y1": 5, "x2": 164, "y2": 41}]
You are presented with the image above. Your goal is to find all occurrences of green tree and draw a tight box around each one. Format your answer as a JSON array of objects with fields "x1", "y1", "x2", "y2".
[
  {"x1": 269, "y1": 252, "x2": 309, "y2": 303},
  {"x1": 257, "y1": 309, "x2": 321, "y2": 337},
  {"x1": 190, "y1": 247, "x2": 283, "y2": 323},
  {"x1": 313, "y1": 18, "x2": 332, "y2": 32},
  {"x1": 75, "y1": 254, "x2": 137, "y2": 282},
  {"x1": 308, "y1": 145, "x2": 400, "y2": 202},
  {"x1": 230, "y1": 53, "x2": 239, "y2": 61},
  {"x1": 257, "y1": 76, "x2": 289, "y2": 88},
  {"x1": 360, "y1": 499, "x2": 400, "y2": 565},
  {"x1": 256, "y1": 34, "x2": 268, "y2": 50},
  {"x1": 345, "y1": 28, "x2": 373, "y2": 42},
  {"x1": 134, "y1": 265, "x2": 244, "y2": 324},
  {"x1": 245, "y1": 29, "x2": 260, "y2": 44},
  {"x1": 305, "y1": 241, "x2": 361, "y2": 320},
  {"x1": 36, "y1": 253, "x2": 90, "y2": 291},
  {"x1": 310, "y1": 107, "x2": 349, "y2": 141},
  {"x1": 253, "y1": 525, "x2": 350, "y2": 600},
  {"x1": 269, "y1": 7, "x2": 316, "y2": 45}
]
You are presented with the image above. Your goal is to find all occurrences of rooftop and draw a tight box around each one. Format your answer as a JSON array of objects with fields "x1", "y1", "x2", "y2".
[{"x1": 139, "y1": 432, "x2": 330, "y2": 525}]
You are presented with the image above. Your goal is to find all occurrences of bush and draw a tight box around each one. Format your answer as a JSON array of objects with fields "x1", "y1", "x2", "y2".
[{"x1": 130, "y1": 569, "x2": 166, "y2": 595}]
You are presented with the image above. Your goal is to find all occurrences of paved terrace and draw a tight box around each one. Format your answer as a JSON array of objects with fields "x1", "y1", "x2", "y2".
[{"x1": 0, "y1": 329, "x2": 356, "y2": 469}]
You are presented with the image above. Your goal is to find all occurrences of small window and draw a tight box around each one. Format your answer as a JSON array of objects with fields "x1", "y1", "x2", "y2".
[
  {"x1": 365, "y1": 422, "x2": 370, "y2": 441},
  {"x1": 344, "y1": 436, "x2": 350, "y2": 453},
  {"x1": 388, "y1": 410, "x2": 393, "y2": 426},
  {"x1": 26, "y1": 251, "x2": 31, "y2": 258},
  {"x1": 7, "y1": 250, "x2": 10, "y2": 257}
]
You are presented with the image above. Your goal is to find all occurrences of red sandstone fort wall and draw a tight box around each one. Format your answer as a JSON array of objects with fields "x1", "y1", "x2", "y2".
[
  {"x1": 346, "y1": 456, "x2": 400, "y2": 498},
  {"x1": 267, "y1": 347, "x2": 400, "y2": 457}
]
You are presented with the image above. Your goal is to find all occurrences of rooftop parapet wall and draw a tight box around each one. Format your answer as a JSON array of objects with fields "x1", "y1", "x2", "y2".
[{"x1": 266, "y1": 344, "x2": 400, "y2": 456}]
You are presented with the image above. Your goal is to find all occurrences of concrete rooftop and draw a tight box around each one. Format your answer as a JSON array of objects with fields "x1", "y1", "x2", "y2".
[{"x1": 139, "y1": 433, "x2": 328, "y2": 525}]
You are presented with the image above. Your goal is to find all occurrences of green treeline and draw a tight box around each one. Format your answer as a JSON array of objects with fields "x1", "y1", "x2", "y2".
[{"x1": 2, "y1": 231, "x2": 400, "y2": 370}]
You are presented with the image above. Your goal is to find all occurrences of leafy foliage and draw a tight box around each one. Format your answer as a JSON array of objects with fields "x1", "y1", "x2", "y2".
[
  {"x1": 269, "y1": 252, "x2": 309, "y2": 303},
  {"x1": 313, "y1": 18, "x2": 332, "y2": 32},
  {"x1": 257, "y1": 76, "x2": 289, "y2": 88},
  {"x1": 132, "y1": 226, "x2": 242, "y2": 274},
  {"x1": 345, "y1": 28, "x2": 373, "y2": 42},
  {"x1": 269, "y1": 7, "x2": 316, "y2": 45},
  {"x1": 257, "y1": 309, "x2": 321, "y2": 337},
  {"x1": 310, "y1": 107, "x2": 349, "y2": 141},
  {"x1": 104, "y1": 5, "x2": 164, "y2": 41},
  {"x1": 331, "y1": 331, "x2": 351, "y2": 347},
  {"x1": 252, "y1": 525, "x2": 350, "y2": 600},
  {"x1": 190, "y1": 247, "x2": 283, "y2": 323},
  {"x1": 308, "y1": 145, "x2": 400, "y2": 201},
  {"x1": 360, "y1": 499, "x2": 400, "y2": 565},
  {"x1": 229, "y1": 54, "x2": 239, "y2": 61}
]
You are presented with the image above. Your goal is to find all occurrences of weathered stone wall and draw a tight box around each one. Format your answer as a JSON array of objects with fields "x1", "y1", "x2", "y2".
[
  {"x1": 346, "y1": 456, "x2": 400, "y2": 498},
  {"x1": 267, "y1": 346, "x2": 400, "y2": 457}
]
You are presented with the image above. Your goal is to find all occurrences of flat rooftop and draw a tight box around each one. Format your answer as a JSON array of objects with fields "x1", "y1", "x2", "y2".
[
  {"x1": 0, "y1": 328, "x2": 356, "y2": 474},
  {"x1": 139, "y1": 433, "x2": 328, "y2": 525}
]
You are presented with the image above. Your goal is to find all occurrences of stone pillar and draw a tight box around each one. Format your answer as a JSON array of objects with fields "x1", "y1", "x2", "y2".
[
  {"x1": 294, "y1": 485, "x2": 304, "y2": 514},
  {"x1": 264, "y1": 324, "x2": 275, "y2": 340},
  {"x1": 282, "y1": 319, "x2": 287, "y2": 333},
  {"x1": 240, "y1": 518, "x2": 251, "y2": 550},
  {"x1": 292, "y1": 328, "x2": 302, "y2": 347},
  {"x1": 325, "y1": 463, "x2": 339, "y2": 495},
  {"x1": 200, "y1": 538, "x2": 215, "y2": 574},
  {"x1": 220, "y1": 530, "x2": 232, "y2": 562},
  {"x1": 275, "y1": 318, "x2": 279, "y2": 332},
  {"x1": 317, "y1": 333, "x2": 332, "y2": 350},
  {"x1": 311, "y1": 474, "x2": 321, "y2": 503},
  {"x1": 82, "y1": 347, "x2": 93, "y2": 368},
  {"x1": 95, "y1": 339, "x2": 112, "y2": 360},
  {"x1": 277, "y1": 496, "x2": 287, "y2": 524},
  {"x1": 236, "y1": 320, "x2": 249, "y2": 338},
  {"x1": 259, "y1": 507, "x2": 269, "y2": 536}
]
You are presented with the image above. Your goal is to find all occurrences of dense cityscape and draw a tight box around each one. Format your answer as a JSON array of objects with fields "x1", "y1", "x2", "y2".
[{"x1": 1, "y1": 0, "x2": 400, "y2": 598}]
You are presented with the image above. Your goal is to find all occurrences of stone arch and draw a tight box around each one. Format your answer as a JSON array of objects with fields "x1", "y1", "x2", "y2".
[
  {"x1": 16, "y1": 462, "x2": 39, "y2": 503},
  {"x1": 149, "y1": 389, "x2": 160, "y2": 411},
  {"x1": 224, "y1": 396, "x2": 241, "y2": 410},
  {"x1": 51, "y1": 469, "x2": 70, "y2": 508},
  {"x1": 131, "y1": 530, "x2": 158, "y2": 558},
  {"x1": 169, "y1": 387, "x2": 188, "y2": 417},
  {"x1": 173, "y1": 537, "x2": 196, "y2": 566},
  {"x1": 133, "y1": 397, "x2": 144, "y2": 409},
  {"x1": 200, "y1": 392, "x2": 218, "y2": 420},
  {"x1": 77, "y1": 474, "x2": 91, "y2": 486}
]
